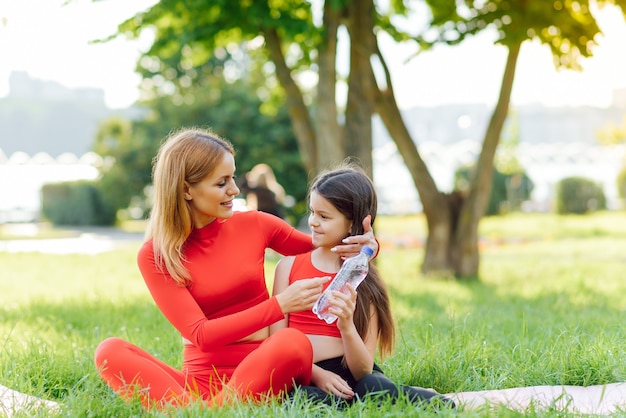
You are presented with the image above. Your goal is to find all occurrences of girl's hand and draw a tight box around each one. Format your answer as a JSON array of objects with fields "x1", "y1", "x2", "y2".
[
  {"x1": 311, "y1": 368, "x2": 355, "y2": 400},
  {"x1": 275, "y1": 276, "x2": 329, "y2": 314},
  {"x1": 331, "y1": 215, "x2": 378, "y2": 259},
  {"x1": 328, "y1": 284, "x2": 358, "y2": 333}
]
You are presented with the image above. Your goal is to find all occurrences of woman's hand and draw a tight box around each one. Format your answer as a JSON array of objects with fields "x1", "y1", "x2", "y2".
[
  {"x1": 331, "y1": 214, "x2": 378, "y2": 259},
  {"x1": 311, "y1": 367, "x2": 354, "y2": 400},
  {"x1": 274, "y1": 276, "x2": 329, "y2": 314}
]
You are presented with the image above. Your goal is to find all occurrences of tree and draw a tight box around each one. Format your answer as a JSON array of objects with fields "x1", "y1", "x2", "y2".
[
  {"x1": 409, "y1": 0, "x2": 626, "y2": 277},
  {"x1": 93, "y1": 79, "x2": 308, "y2": 222},
  {"x1": 104, "y1": 0, "x2": 626, "y2": 279},
  {"x1": 93, "y1": 116, "x2": 154, "y2": 216}
]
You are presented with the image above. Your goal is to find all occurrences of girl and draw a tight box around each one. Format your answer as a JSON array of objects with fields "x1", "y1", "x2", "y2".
[
  {"x1": 93, "y1": 128, "x2": 378, "y2": 409},
  {"x1": 270, "y1": 163, "x2": 455, "y2": 408}
]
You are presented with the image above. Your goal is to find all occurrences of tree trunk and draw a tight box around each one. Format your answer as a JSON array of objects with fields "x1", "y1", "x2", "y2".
[
  {"x1": 453, "y1": 41, "x2": 521, "y2": 279},
  {"x1": 365, "y1": 29, "x2": 522, "y2": 279},
  {"x1": 344, "y1": 0, "x2": 374, "y2": 176},
  {"x1": 263, "y1": 28, "x2": 318, "y2": 174},
  {"x1": 315, "y1": 2, "x2": 343, "y2": 172},
  {"x1": 366, "y1": 41, "x2": 452, "y2": 273}
]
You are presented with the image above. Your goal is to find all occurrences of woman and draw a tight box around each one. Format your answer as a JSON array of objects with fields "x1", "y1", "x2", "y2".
[{"x1": 93, "y1": 128, "x2": 378, "y2": 409}]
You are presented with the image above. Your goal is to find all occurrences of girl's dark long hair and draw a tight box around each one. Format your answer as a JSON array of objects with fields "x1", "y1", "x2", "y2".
[{"x1": 310, "y1": 161, "x2": 395, "y2": 358}]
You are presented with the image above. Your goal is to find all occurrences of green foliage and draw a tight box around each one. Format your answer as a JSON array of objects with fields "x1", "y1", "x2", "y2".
[
  {"x1": 94, "y1": 12, "x2": 313, "y2": 223},
  {"x1": 454, "y1": 166, "x2": 533, "y2": 215},
  {"x1": 92, "y1": 116, "x2": 155, "y2": 219},
  {"x1": 555, "y1": 177, "x2": 606, "y2": 214},
  {"x1": 94, "y1": 79, "x2": 308, "y2": 223},
  {"x1": 114, "y1": 0, "x2": 318, "y2": 82},
  {"x1": 419, "y1": 0, "x2": 621, "y2": 71},
  {"x1": 40, "y1": 181, "x2": 116, "y2": 226}
]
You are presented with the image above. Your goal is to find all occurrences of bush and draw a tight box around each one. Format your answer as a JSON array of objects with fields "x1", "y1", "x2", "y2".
[
  {"x1": 555, "y1": 177, "x2": 606, "y2": 214},
  {"x1": 454, "y1": 166, "x2": 533, "y2": 215},
  {"x1": 41, "y1": 181, "x2": 117, "y2": 226}
]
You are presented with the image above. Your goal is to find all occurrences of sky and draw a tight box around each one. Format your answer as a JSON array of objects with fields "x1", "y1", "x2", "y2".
[{"x1": 1, "y1": 0, "x2": 626, "y2": 110}]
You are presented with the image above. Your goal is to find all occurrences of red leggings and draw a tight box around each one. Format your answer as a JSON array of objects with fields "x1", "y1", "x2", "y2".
[{"x1": 94, "y1": 328, "x2": 312, "y2": 409}]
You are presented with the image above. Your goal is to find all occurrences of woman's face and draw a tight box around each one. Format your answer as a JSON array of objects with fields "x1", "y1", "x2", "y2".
[
  {"x1": 308, "y1": 190, "x2": 352, "y2": 249},
  {"x1": 185, "y1": 152, "x2": 240, "y2": 228}
]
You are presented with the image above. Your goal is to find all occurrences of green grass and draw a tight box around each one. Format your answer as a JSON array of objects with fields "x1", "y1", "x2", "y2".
[{"x1": 1, "y1": 212, "x2": 626, "y2": 417}]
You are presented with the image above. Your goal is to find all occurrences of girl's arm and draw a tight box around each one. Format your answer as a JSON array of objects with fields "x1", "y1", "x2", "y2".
[
  {"x1": 269, "y1": 256, "x2": 295, "y2": 335},
  {"x1": 330, "y1": 285, "x2": 379, "y2": 381}
]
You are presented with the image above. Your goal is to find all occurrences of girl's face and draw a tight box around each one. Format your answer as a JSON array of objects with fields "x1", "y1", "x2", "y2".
[
  {"x1": 185, "y1": 152, "x2": 240, "y2": 228},
  {"x1": 308, "y1": 190, "x2": 352, "y2": 249}
]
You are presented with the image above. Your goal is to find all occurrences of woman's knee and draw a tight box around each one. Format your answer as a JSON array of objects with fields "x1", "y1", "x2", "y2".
[
  {"x1": 94, "y1": 337, "x2": 128, "y2": 368},
  {"x1": 270, "y1": 328, "x2": 312, "y2": 363}
]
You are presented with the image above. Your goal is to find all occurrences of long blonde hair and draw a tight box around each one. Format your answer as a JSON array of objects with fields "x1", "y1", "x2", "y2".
[{"x1": 146, "y1": 127, "x2": 235, "y2": 286}]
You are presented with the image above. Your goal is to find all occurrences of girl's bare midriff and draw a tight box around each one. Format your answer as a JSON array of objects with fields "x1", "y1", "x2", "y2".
[{"x1": 307, "y1": 334, "x2": 344, "y2": 362}]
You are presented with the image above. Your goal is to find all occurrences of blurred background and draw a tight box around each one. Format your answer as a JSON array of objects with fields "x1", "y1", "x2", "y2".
[{"x1": 1, "y1": 0, "x2": 625, "y2": 225}]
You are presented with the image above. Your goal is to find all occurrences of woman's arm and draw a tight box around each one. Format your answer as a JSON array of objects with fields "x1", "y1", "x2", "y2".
[
  {"x1": 261, "y1": 211, "x2": 379, "y2": 259},
  {"x1": 138, "y1": 243, "x2": 324, "y2": 351}
]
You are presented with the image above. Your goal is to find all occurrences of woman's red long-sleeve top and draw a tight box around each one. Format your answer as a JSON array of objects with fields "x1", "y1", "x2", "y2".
[{"x1": 137, "y1": 211, "x2": 313, "y2": 352}]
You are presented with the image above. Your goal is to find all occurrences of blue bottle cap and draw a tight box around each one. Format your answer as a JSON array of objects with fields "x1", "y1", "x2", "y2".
[{"x1": 362, "y1": 245, "x2": 374, "y2": 257}]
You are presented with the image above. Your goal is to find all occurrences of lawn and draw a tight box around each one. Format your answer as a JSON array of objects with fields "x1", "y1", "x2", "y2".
[{"x1": 1, "y1": 212, "x2": 625, "y2": 417}]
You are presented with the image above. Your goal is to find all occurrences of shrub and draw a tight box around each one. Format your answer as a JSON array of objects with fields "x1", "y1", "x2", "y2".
[
  {"x1": 555, "y1": 177, "x2": 606, "y2": 214},
  {"x1": 41, "y1": 181, "x2": 116, "y2": 226},
  {"x1": 454, "y1": 166, "x2": 533, "y2": 215}
]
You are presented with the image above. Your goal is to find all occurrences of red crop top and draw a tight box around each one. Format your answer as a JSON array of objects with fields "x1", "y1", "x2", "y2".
[{"x1": 287, "y1": 252, "x2": 342, "y2": 338}]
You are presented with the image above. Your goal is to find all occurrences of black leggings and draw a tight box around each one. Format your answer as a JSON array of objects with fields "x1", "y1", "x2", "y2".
[{"x1": 291, "y1": 357, "x2": 455, "y2": 409}]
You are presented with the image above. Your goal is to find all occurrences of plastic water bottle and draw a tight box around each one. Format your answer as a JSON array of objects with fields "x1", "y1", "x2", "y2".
[{"x1": 312, "y1": 245, "x2": 374, "y2": 324}]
